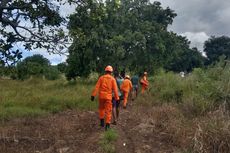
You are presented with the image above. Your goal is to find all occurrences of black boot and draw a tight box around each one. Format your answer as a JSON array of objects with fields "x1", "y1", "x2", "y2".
[
  {"x1": 100, "y1": 119, "x2": 104, "y2": 127},
  {"x1": 105, "y1": 123, "x2": 110, "y2": 131}
]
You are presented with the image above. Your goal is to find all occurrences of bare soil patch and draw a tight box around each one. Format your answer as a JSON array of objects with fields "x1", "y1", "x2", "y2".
[{"x1": 0, "y1": 102, "x2": 178, "y2": 153}]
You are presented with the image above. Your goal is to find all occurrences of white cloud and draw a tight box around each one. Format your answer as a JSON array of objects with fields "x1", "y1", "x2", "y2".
[
  {"x1": 181, "y1": 32, "x2": 209, "y2": 51},
  {"x1": 156, "y1": 0, "x2": 230, "y2": 51},
  {"x1": 59, "y1": 2, "x2": 76, "y2": 17},
  {"x1": 180, "y1": 32, "x2": 209, "y2": 56},
  {"x1": 158, "y1": 0, "x2": 230, "y2": 36}
]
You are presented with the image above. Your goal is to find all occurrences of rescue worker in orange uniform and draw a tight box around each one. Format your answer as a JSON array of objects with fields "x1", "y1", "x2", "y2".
[
  {"x1": 140, "y1": 72, "x2": 149, "y2": 93},
  {"x1": 91, "y1": 65, "x2": 119, "y2": 130},
  {"x1": 120, "y1": 75, "x2": 132, "y2": 109}
]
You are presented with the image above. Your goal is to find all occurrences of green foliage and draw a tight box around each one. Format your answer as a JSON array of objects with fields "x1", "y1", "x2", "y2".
[
  {"x1": 44, "y1": 66, "x2": 60, "y2": 80},
  {"x1": 0, "y1": 66, "x2": 15, "y2": 78},
  {"x1": 151, "y1": 58, "x2": 230, "y2": 116},
  {"x1": 16, "y1": 54, "x2": 50, "y2": 78},
  {"x1": 165, "y1": 47, "x2": 205, "y2": 72},
  {"x1": 0, "y1": 0, "x2": 67, "y2": 65},
  {"x1": 16, "y1": 54, "x2": 61, "y2": 80},
  {"x1": 204, "y1": 36, "x2": 230, "y2": 65},
  {"x1": 99, "y1": 129, "x2": 118, "y2": 153},
  {"x1": 0, "y1": 78, "x2": 97, "y2": 120},
  {"x1": 66, "y1": 0, "x2": 203, "y2": 78},
  {"x1": 57, "y1": 62, "x2": 67, "y2": 73}
]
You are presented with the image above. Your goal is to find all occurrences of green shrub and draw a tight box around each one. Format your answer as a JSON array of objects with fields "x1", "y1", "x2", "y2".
[
  {"x1": 150, "y1": 59, "x2": 230, "y2": 115},
  {"x1": 44, "y1": 66, "x2": 60, "y2": 80}
]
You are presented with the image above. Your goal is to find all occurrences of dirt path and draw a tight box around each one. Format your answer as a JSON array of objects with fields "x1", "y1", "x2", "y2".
[
  {"x1": 113, "y1": 102, "x2": 176, "y2": 153},
  {"x1": 0, "y1": 101, "x2": 176, "y2": 153},
  {"x1": 0, "y1": 111, "x2": 103, "y2": 153}
]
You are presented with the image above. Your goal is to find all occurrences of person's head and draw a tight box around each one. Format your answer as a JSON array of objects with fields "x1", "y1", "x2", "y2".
[
  {"x1": 144, "y1": 71, "x2": 147, "y2": 76},
  {"x1": 125, "y1": 75, "x2": 130, "y2": 80},
  {"x1": 105, "y1": 65, "x2": 113, "y2": 74}
]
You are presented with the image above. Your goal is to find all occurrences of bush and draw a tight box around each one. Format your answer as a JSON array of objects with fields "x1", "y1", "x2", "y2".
[
  {"x1": 151, "y1": 59, "x2": 230, "y2": 115},
  {"x1": 44, "y1": 66, "x2": 60, "y2": 80}
]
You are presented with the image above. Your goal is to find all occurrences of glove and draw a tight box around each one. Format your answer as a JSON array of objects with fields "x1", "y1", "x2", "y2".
[{"x1": 91, "y1": 96, "x2": 95, "y2": 101}]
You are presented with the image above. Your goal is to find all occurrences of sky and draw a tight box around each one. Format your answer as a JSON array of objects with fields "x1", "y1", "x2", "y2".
[
  {"x1": 21, "y1": 2, "x2": 75, "y2": 65},
  {"x1": 157, "y1": 0, "x2": 230, "y2": 51},
  {"x1": 23, "y1": 0, "x2": 230, "y2": 65}
]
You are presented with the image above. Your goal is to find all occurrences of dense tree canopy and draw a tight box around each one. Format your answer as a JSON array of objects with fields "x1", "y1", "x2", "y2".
[
  {"x1": 66, "y1": 0, "x2": 204, "y2": 79},
  {"x1": 204, "y1": 36, "x2": 230, "y2": 65},
  {"x1": 0, "y1": 0, "x2": 73, "y2": 66},
  {"x1": 16, "y1": 54, "x2": 50, "y2": 79},
  {"x1": 57, "y1": 62, "x2": 67, "y2": 73}
]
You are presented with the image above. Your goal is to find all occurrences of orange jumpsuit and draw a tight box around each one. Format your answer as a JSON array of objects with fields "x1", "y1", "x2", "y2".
[
  {"x1": 92, "y1": 74, "x2": 119, "y2": 124},
  {"x1": 120, "y1": 79, "x2": 132, "y2": 107},
  {"x1": 140, "y1": 76, "x2": 149, "y2": 93}
]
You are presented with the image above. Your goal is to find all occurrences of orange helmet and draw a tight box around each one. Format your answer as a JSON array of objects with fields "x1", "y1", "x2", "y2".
[
  {"x1": 105, "y1": 65, "x2": 113, "y2": 72},
  {"x1": 144, "y1": 72, "x2": 147, "y2": 75}
]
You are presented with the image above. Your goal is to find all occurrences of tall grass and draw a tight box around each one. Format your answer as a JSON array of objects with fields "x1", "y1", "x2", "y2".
[
  {"x1": 150, "y1": 60, "x2": 230, "y2": 116},
  {"x1": 0, "y1": 77, "x2": 97, "y2": 120},
  {"x1": 133, "y1": 59, "x2": 230, "y2": 152}
]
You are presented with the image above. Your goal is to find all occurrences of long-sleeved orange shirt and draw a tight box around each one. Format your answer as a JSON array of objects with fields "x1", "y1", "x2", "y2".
[
  {"x1": 92, "y1": 74, "x2": 119, "y2": 101},
  {"x1": 120, "y1": 79, "x2": 132, "y2": 93},
  {"x1": 140, "y1": 76, "x2": 149, "y2": 87}
]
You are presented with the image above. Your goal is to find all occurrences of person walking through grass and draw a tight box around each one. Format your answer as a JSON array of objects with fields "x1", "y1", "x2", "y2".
[
  {"x1": 91, "y1": 65, "x2": 119, "y2": 130},
  {"x1": 140, "y1": 72, "x2": 149, "y2": 93},
  {"x1": 112, "y1": 73, "x2": 124, "y2": 125},
  {"x1": 120, "y1": 75, "x2": 132, "y2": 109},
  {"x1": 131, "y1": 74, "x2": 139, "y2": 100}
]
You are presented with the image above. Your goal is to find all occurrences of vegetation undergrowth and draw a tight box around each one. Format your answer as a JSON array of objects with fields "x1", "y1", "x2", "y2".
[
  {"x1": 133, "y1": 59, "x2": 230, "y2": 153},
  {"x1": 99, "y1": 129, "x2": 118, "y2": 153},
  {"x1": 0, "y1": 77, "x2": 97, "y2": 120},
  {"x1": 151, "y1": 58, "x2": 230, "y2": 117}
]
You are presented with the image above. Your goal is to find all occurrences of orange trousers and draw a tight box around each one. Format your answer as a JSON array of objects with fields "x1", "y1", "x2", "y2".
[
  {"x1": 123, "y1": 92, "x2": 129, "y2": 107},
  {"x1": 141, "y1": 85, "x2": 148, "y2": 93},
  {"x1": 99, "y1": 99, "x2": 112, "y2": 124}
]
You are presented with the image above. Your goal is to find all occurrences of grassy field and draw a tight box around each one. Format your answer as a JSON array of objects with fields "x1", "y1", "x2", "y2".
[
  {"x1": 1, "y1": 64, "x2": 230, "y2": 152},
  {"x1": 1, "y1": 62, "x2": 229, "y2": 120},
  {"x1": 0, "y1": 77, "x2": 97, "y2": 120}
]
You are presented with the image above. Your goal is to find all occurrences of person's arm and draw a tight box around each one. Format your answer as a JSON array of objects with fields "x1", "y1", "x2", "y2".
[
  {"x1": 120, "y1": 81, "x2": 124, "y2": 92},
  {"x1": 140, "y1": 78, "x2": 148, "y2": 86},
  {"x1": 92, "y1": 77, "x2": 102, "y2": 97},
  {"x1": 112, "y1": 79, "x2": 119, "y2": 101},
  {"x1": 129, "y1": 81, "x2": 133, "y2": 92}
]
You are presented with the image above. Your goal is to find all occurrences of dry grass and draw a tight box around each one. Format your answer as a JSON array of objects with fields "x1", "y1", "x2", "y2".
[{"x1": 132, "y1": 97, "x2": 230, "y2": 153}]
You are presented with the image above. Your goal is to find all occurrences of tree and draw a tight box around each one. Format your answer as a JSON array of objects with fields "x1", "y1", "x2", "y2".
[
  {"x1": 66, "y1": 0, "x2": 204, "y2": 78},
  {"x1": 162, "y1": 34, "x2": 205, "y2": 72},
  {"x1": 57, "y1": 62, "x2": 67, "y2": 73},
  {"x1": 16, "y1": 54, "x2": 50, "y2": 79},
  {"x1": 204, "y1": 36, "x2": 230, "y2": 65},
  {"x1": 0, "y1": 0, "x2": 72, "y2": 66},
  {"x1": 66, "y1": 0, "x2": 178, "y2": 78},
  {"x1": 165, "y1": 47, "x2": 205, "y2": 72},
  {"x1": 44, "y1": 66, "x2": 60, "y2": 80}
]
